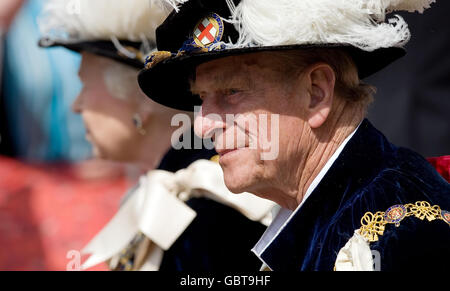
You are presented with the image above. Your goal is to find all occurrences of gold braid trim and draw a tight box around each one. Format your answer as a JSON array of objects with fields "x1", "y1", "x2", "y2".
[
  {"x1": 333, "y1": 201, "x2": 449, "y2": 271},
  {"x1": 360, "y1": 211, "x2": 386, "y2": 243},
  {"x1": 109, "y1": 232, "x2": 147, "y2": 271},
  {"x1": 359, "y1": 201, "x2": 449, "y2": 243},
  {"x1": 144, "y1": 51, "x2": 173, "y2": 70}
]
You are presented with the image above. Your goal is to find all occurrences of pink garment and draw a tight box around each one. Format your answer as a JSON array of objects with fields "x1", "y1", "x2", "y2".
[{"x1": 0, "y1": 156, "x2": 133, "y2": 270}]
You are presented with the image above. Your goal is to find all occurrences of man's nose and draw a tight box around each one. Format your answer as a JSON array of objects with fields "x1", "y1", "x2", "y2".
[{"x1": 194, "y1": 106, "x2": 224, "y2": 139}]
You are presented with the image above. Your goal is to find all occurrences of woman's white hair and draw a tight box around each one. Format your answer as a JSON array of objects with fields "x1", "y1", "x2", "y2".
[
  {"x1": 102, "y1": 60, "x2": 177, "y2": 116},
  {"x1": 103, "y1": 61, "x2": 141, "y2": 103},
  {"x1": 39, "y1": 0, "x2": 172, "y2": 55}
]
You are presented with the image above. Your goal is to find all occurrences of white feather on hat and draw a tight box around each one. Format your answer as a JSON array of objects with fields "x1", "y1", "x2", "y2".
[
  {"x1": 161, "y1": 0, "x2": 188, "y2": 11},
  {"x1": 38, "y1": 0, "x2": 171, "y2": 45},
  {"x1": 226, "y1": 0, "x2": 436, "y2": 52},
  {"x1": 162, "y1": 0, "x2": 436, "y2": 52}
]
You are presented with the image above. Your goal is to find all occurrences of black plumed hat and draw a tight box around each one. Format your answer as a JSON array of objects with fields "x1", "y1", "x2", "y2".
[{"x1": 138, "y1": 0, "x2": 433, "y2": 111}]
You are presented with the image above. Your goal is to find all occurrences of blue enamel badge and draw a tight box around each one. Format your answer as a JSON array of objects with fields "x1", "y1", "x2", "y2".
[
  {"x1": 384, "y1": 204, "x2": 407, "y2": 226},
  {"x1": 178, "y1": 13, "x2": 225, "y2": 54},
  {"x1": 442, "y1": 210, "x2": 450, "y2": 225}
]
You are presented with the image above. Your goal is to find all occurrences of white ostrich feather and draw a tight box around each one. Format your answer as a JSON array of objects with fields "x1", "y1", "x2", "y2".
[
  {"x1": 160, "y1": 0, "x2": 189, "y2": 11},
  {"x1": 224, "y1": 0, "x2": 436, "y2": 52},
  {"x1": 39, "y1": 0, "x2": 171, "y2": 45}
]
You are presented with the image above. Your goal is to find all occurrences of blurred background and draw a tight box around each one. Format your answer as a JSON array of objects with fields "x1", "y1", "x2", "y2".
[
  {"x1": 0, "y1": 0, "x2": 136, "y2": 271},
  {"x1": 366, "y1": 1, "x2": 450, "y2": 156},
  {"x1": 0, "y1": 0, "x2": 448, "y2": 270}
]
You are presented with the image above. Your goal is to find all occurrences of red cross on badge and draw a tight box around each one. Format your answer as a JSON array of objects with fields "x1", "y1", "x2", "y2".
[{"x1": 193, "y1": 14, "x2": 223, "y2": 48}]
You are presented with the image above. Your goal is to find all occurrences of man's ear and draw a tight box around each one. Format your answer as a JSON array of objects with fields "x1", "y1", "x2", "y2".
[{"x1": 303, "y1": 63, "x2": 336, "y2": 129}]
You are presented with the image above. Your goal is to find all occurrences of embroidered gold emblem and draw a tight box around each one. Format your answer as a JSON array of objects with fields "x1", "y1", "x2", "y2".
[
  {"x1": 384, "y1": 204, "x2": 407, "y2": 226},
  {"x1": 334, "y1": 201, "x2": 449, "y2": 271},
  {"x1": 359, "y1": 201, "x2": 448, "y2": 243},
  {"x1": 360, "y1": 211, "x2": 386, "y2": 243},
  {"x1": 144, "y1": 51, "x2": 172, "y2": 69},
  {"x1": 407, "y1": 201, "x2": 441, "y2": 222}
]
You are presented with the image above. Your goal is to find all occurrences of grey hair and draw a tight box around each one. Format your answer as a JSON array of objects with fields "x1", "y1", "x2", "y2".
[
  {"x1": 267, "y1": 49, "x2": 376, "y2": 107},
  {"x1": 102, "y1": 59, "x2": 185, "y2": 118},
  {"x1": 103, "y1": 61, "x2": 141, "y2": 103}
]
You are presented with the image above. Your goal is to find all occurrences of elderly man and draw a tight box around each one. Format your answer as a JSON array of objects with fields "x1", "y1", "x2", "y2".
[{"x1": 139, "y1": 0, "x2": 450, "y2": 271}]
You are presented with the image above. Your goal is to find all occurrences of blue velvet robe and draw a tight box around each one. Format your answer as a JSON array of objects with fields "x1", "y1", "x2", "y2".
[{"x1": 258, "y1": 119, "x2": 450, "y2": 271}]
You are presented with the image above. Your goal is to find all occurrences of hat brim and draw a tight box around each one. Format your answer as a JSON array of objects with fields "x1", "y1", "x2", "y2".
[
  {"x1": 138, "y1": 44, "x2": 406, "y2": 111},
  {"x1": 38, "y1": 38, "x2": 144, "y2": 69}
]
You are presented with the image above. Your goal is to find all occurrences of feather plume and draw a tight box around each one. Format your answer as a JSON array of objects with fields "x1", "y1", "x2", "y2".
[
  {"x1": 225, "y1": 0, "x2": 436, "y2": 52},
  {"x1": 39, "y1": 0, "x2": 170, "y2": 45},
  {"x1": 160, "y1": 0, "x2": 189, "y2": 12}
]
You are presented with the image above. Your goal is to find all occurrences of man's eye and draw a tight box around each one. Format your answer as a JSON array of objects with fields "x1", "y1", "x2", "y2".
[{"x1": 227, "y1": 89, "x2": 240, "y2": 95}]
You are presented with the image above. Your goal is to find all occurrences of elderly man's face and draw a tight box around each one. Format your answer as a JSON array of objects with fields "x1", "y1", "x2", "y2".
[{"x1": 193, "y1": 53, "x2": 310, "y2": 205}]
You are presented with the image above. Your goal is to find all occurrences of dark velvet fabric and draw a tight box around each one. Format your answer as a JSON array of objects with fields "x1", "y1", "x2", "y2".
[
  {"x1": 156, "y1": 129, "x2": 267, "y2": 271},
  {"x1": 160, "y1": 197, "x2": 267, "y2": 271},
  {"x1": 366, "y1": 0, "x2": 450, "y2": 157},
  {"x1": 260, "y1": 119, "x2": 450, "y2": 271}
]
